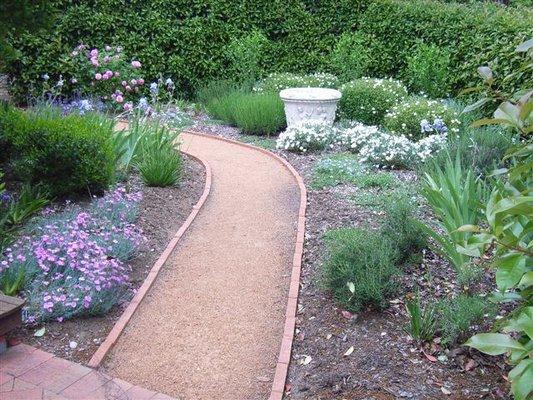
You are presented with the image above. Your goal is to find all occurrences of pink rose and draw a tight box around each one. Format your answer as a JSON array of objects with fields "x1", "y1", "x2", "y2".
[
  {"x1": 102, "y1": 73, "x2": 109, "y2": 80},
  {"x1": 95, "y1": 73, "x2": 102, "y2": 80},
  {"x1": 137, "y1": 78, "x2": 144, "y2": 85},
  {"x1": 123, "y1": 103, "x2": 133, "y2": 111},
  {"x1": 90, "y1": 49, "x2": 98, "y2": 57},
  {"x1": 131, "y1": 60, "x2": 141, "y2": 68},
  {"x1": 125, "y1": 85, "x2": 132, "y2": 91},
  {"x1": 114, "y1": 71, "x2": 120, "y2": 77},
  {"x1": 104, "y1": 56, "x2": 110, "y2": 63},
  {"x1": 121, "y1": 80, "x2": 127, "y2": 87},
  {"x1": 116, "y1": 95, "x2": 124, "y2": 103},
  {"x1": 91, "y1": 58, "x2": 99, "y2": 67}
]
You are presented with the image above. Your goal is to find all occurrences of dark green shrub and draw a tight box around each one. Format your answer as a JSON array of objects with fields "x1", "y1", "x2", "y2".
[
  {"x1": 437, "y1": 294, "x2": 495, "y2": 345},
  {"x1": 381, "y1": 197, "x2": 427, "y2": 264},
  {"x1": 1, "y1": 106, "x2": 115, "y2": 196},
  {"x1": 405, "y1": 42, "x2": 452, "y2": 98},
  {"x1": 323, "y1": 228, "x2": 400, "y2": 312},
  {"x1": 338, "y1": 78, "x2": 407, "y2": 125},
  {"x1": 329, "y1": 32, "x2": 370, "y2": 82},
  {"x1": 225, "y1": 31, "x2": 269, "y2": 84},
  {"x1": 358, "y1": 0, "x2": 533, "y2": 95},
  {"x1": 3, "y1": 0, "x2": 531, "y2": 101}
]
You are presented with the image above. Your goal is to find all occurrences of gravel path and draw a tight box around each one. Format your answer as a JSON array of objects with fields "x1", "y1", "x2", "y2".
[{"x1": 103, "y1": 132, "x2": 300, "y2": 399}]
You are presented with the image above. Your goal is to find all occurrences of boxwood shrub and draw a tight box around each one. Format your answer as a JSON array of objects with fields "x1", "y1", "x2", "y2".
[
  {"x1": 338, "y1": 78, "x2": 407, "y2": 125},
  {"x1": 1, "y1": 106, "x2": 115, "y2": 196}
]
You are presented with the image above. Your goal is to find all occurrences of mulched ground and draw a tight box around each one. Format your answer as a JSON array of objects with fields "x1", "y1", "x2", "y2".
[
  {"x1": 12, "y1": 154, "x2": 205, "y2": 364},
  {"x1": 190, "y1": 119, "x2": 511, "y2": 400}
]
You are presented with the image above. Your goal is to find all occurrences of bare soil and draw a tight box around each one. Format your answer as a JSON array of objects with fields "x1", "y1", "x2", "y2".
[
  {"x1": 191, "y1": 120, "x2": 511, "y2": 400},
  {"x1": 12, "y1": 154, "x2": 205, "y2": 365}
]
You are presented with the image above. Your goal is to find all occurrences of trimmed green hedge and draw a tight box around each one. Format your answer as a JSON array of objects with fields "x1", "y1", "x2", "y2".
[
  {"x1": 358, "y1": 0, "x2": 533, "y2": 95},
  {"x1": 2, "y1": 0, "x2": 532, "y2": 101}
]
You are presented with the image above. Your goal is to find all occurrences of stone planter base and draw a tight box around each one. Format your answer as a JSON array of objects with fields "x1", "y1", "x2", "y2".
[{"x1": 279, "y1": 87, "x2": 342, "y2": 128}]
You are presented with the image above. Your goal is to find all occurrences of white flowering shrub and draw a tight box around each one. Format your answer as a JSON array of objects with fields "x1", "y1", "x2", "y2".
[
  {"x1": 338, "y1": 77, "x2": 407, "y2": 125},
  {"x1": 276, "y1": 122, "x2": 337, "y2": 153},
  {"x1": 341, "y1": 121, "x2": 448, "y2": 168},
  {"x1": 337, "y1": 122, "x2": 381, "y2": 152},
  {"x1": 383, "y1": 98, "x2": 460, "y2": 140},
  {"x1": 253, "y1": 72, "x2": 339, "y2": 94}
]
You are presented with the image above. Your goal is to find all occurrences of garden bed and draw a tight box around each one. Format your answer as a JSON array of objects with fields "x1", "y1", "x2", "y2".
[
  {"x1": 190, "y1": 119, "x2": 510, "y2": 400},
  {"x1": 11, "y1": 154, "x2": 205, "y2": 364}
]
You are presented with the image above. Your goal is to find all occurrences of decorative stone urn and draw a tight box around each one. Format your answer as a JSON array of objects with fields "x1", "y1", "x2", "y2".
[{"x1": 279, "y1": 87, "x2": 342, "y2": 128}]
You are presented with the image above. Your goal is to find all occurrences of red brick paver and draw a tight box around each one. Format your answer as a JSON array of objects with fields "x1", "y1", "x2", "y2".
[{"x1": 0, "y1": 344, "x2": 176, "y2": 399}]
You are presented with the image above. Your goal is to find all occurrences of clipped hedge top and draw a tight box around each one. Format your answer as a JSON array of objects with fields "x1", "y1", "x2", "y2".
[{"x1": 2, "y1": 0, "x2": 532, "y2": 101}]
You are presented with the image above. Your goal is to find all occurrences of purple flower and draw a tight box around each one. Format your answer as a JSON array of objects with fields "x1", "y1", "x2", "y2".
[
  {"x1": 131, "y1": 60, "x2": 141, "y2": 68},
  {"x1": 95, "y1": 73, "x2": 102, "y2": 81}
]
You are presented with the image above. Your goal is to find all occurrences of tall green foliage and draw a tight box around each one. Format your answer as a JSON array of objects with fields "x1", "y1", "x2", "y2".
[
  {"x1": 453, "y1": 40, "x2": 532, "y2": 400},
  {"x1": 3, "y1": 0, "x2": 531, "y2": 101}
]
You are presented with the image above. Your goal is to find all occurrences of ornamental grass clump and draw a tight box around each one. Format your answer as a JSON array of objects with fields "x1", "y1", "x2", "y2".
[
  {"x1": 0, "y1": 187, "x2": 143, "y2": 323},
  {"x1": 253, "y1": 72, "x2": 339, "y2": 94},
  {"x1": 384, "y1": 97, "x2": 460, "y2": 140},
  {"x1": 276, "y1": 122, "x2": 337, "y2": 153},
  {"x1": 338, "y1": 78, "x2": 407, "y2": 125}
]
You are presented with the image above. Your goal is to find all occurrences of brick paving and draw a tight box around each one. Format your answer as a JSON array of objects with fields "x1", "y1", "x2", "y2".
[{"x1": 0, "y1": 344, "x2": 175, "y2": 400}]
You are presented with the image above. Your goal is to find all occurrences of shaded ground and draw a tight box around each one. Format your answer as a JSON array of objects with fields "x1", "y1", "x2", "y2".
[
  {"x1": 14, "y1": 154, "x2": 205, "y2": 365},
  {"x1": 190, "y1": 120, "x2": 510, "y2": 400}
]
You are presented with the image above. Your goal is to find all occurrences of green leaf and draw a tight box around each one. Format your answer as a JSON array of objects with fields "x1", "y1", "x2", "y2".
[
  {"x1": 456, "y1": 224, "x2": 481, "y2": 233},
  {"x1": 511, "y1": 360, "x2": 533, "y2": 400},
  {"x1": 505, "y1": 307, "x2": 533, "y2": 339},
  {"x1": 495, "y1": 253, "x2": 527, "y2": 290},
  {"x1": 518, "y1": 272, "x2": 533, "y2": 291},
  {"x1": 465, "y1": 333, "x2": 526, "y2": 355},
  {"x1": 471, "y1": 118, "x2": 512, "y2": 128},
  {"x1": 463, "y1": 98, "x2": 489, "y2": 113}
]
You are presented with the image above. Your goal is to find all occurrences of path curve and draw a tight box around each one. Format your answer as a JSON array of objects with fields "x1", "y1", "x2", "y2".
[{"x1": 103, "y1": 132, "x2": 300, "y2": 399}]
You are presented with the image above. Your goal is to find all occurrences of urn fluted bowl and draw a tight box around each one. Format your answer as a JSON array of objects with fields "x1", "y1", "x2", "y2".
[{"x1": 279, "y1": 87, "x2": 342, "y2": 127}]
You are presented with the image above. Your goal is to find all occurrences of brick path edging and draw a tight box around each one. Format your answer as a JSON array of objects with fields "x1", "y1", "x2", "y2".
[
  {"x1": 87, "y1": 148, "x2": 212, "y2": 368},
  {"x1": 183, "y1": 131, "x2": 307, "y2": 400}
]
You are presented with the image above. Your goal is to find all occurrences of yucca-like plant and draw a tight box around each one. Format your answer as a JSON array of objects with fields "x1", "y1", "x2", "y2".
[
  {"x1": 405, "y1": 293, "x2": 436, "y2": 342},
  {"x1": 419, "y1": 152, "x2": 487, "y2": 283}
]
